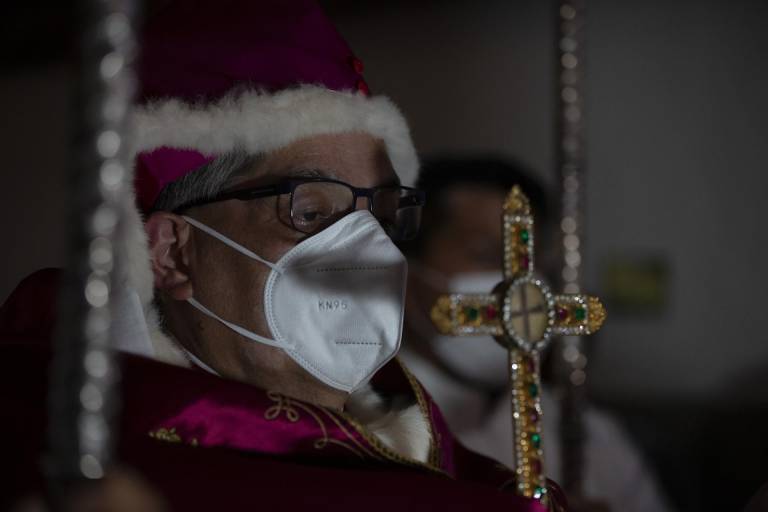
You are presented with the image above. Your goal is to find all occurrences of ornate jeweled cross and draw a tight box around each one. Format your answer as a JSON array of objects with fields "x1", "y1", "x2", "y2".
[{"x1": 430, "y1": 186, "x2": 606, "y2": 505}]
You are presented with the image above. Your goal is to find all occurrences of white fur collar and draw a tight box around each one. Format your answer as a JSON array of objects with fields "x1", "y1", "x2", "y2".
[{"x1": 347, "y1": 383, "x2": 432, "y2": 463}]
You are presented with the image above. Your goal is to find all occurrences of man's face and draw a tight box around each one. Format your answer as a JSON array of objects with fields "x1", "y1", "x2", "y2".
[
  {"x1": 406, "y1": 183, "x2": 556, "y2": 332},
  {"x1": 405, "y1": 185, "x2": 506, "y2": 325},
  {"x1": 422, "y1": 185, "x2": 506, "y2": 277},
  {"x1": 154, "y1": 132, "x2": 398, "y2": 406}
]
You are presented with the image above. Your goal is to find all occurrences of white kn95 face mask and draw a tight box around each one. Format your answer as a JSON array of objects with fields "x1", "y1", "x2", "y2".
[
  {"x1": 431, "y1": 271, "x2": 509, "y2": 389},
  {"x1": 182, "y1": 210, "x2": 408, "y2": 393},
  {"x1": 409, "y1": 265, "x2": 508, "y2": 390}
]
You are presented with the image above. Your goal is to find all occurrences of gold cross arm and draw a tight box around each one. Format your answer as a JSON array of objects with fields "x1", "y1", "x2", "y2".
[
  {"x1": 429, "y1": 186, "x2": 606, "y2": 505},
  {"x1": 431, "y1": 291, "x2": 606, "y2": 341}
]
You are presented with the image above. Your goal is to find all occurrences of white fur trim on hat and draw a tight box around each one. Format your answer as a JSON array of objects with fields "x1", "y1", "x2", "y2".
[{"x1": 132, "y1": 84, "x2": 419, "y2": 186}]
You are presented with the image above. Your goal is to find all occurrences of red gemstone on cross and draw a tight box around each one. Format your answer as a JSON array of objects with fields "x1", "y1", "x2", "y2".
[
  {"x1": 520, "y1": 255, "x2": 530, "y2": 270},
  {"x1": 524, "y1": 357, "x2": 535, "y2": 373},
  {"x1": 485, "y1": 305, "x2": 498, "y2": 319},
  {"x1": 556, "y1": 306, "x2": 569, "y2": 321}
]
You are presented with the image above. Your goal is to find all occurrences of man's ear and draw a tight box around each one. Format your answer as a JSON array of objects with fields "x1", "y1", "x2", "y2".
[{"x1": 144, "y1": 212, "x2": 193, "y2": 301}]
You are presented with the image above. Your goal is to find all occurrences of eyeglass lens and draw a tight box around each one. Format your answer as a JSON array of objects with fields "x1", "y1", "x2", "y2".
[
  {"x1": 291, "y1": 182, "x2": 354, "y2": 234},
  {"x1": 291, "y1": 182, "x2": 421, "y2": 240}
]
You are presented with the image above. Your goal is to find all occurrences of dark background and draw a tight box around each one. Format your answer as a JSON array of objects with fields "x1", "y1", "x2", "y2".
[{"x1": 1, "y1": 1, "x2": 767, "y2": 510}]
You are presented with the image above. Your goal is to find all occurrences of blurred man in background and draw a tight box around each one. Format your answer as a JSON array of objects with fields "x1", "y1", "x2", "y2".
[{"x1": 400, "y1": 157, "x2": 673, "y2": 512}]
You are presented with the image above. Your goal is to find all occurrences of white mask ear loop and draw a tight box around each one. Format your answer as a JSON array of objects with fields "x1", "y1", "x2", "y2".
[
  {"x1": 182, "y1": 215, "x2": 283, "y2": 274},
  {"x1": 187, "y1": 297, "x2": 293, "y2": 350},
  {"x1": 181, "y1": 346, "x2": 221, "y2": 376}
]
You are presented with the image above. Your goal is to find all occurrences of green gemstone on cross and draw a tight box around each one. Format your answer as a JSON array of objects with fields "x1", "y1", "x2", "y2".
[
  {"x1": 528, "y1": 382, "x2": 539, "y2": 398},
  {"x1": 534, "y1": 486, "x2": 546, "y2": 498},
  {"x1": 465, "y1": 307, "x2": 479, "y2": 322},
  {"x1": 519, "y1": 229, "x2": 530, "y2": 244},
  {"x1": 574, "y1": 307, "x2": 586, "y2": 321},
  {"x1": 531, "y1": 433, "x2": 541, "y2": 448}
]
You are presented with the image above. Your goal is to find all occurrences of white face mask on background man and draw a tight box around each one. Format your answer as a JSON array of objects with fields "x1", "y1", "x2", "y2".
[
  {"x1": 183, "y1": 210, "x2": 408, "y2": 393},
  {"x1": 408, "y1": 267, "x2": 509, "y2": 390}
]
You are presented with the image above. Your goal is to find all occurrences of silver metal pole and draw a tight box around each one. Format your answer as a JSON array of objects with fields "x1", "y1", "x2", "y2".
[
  {"x1": 46, "y1": 0, "x2": 138, "y2": 503},
  {"x1": 555, "y1": 0, "x2": 589, "y2": 498}
]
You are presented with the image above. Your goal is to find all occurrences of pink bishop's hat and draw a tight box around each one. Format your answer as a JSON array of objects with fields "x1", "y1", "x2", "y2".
[
  {"x1": 131, "y1": 0, "x2": 418, "y2": 214},
  {"x1": 118, "y1": 0, "x2": 419, "y2": 313}
]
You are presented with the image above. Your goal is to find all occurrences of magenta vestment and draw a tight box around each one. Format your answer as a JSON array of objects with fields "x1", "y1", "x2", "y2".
[{"x1": 0, "y1": 270, "x2": 566, "y2": 511}]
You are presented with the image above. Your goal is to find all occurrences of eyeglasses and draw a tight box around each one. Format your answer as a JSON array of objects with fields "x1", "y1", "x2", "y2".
[{"x1": 174, "y1": 177, "x2": 426, "y2": 241}]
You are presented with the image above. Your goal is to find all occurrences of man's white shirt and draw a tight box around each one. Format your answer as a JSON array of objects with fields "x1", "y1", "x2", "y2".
[{"x1": 399, "y1": 346, "x2": 674, "y2": 512}]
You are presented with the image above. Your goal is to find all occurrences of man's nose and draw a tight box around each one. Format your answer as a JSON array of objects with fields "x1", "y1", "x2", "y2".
[{"x1": 353, "y1": 196, "x2": 372, "y2": 212}]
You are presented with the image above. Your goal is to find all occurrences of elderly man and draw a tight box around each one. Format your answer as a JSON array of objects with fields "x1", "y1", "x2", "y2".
[{"x1": 0, "y1": 1, "x2": 566, "y2": 510}]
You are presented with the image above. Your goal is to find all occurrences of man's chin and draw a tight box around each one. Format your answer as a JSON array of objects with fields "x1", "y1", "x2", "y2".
[{"x1": 225, "y1": 355, "x2": 349, "y2": 410}]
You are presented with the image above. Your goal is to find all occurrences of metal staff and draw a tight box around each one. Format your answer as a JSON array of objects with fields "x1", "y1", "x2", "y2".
[
  {"x1": 554, "y1": 0, "x2": 590, "y2": 498},
  {"x1": 46, "y1": 0, "x2": 138, "y2": 502}
]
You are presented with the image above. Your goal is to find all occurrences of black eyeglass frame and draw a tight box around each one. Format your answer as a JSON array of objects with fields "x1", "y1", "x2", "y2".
[{"x1": 171, "y1": 177, "x2": 426, "y2": 238}]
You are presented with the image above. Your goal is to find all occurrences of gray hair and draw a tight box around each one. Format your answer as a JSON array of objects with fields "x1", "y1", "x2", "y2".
[{"x1": 152, "y1": 148, "x2": 260, "y2": 212}]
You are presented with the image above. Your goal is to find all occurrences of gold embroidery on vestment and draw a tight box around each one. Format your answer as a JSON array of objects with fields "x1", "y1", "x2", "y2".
[
  {"x1": 262, "y1": 374, "x2": 449, "y2": 477},
  {"x1": 264, "y1": 390, "x2": 363, "y2": 458},
  {"x1": 148, "y1": 427, "x2": 198, "y2": 447},
  {"x1": 397, "y1": 358, "x2": 441, "y2": 468},
  {"x1": 148, "y1": 427, "x2": 181, "y2": 443},
  {"x1": 264, "y1": 391, "x2": 300, "y2": 422},
  {"x1": 318, "y1": 408, "x2": 384, "y2": 461},
  {"x1": 333, "y1": 364, "x2": 450, "y2": 478}
]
